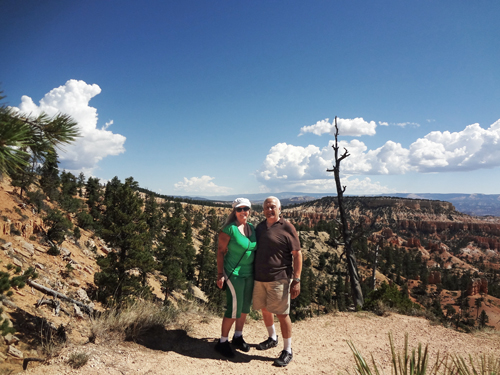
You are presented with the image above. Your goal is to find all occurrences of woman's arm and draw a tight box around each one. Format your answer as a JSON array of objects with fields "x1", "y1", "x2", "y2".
[{"x1": 217, "y1": 231, "x2": 231, "y2": 289}]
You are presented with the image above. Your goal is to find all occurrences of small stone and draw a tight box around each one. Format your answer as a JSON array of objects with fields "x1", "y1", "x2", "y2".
[
  {"x1": 35, "y1": 246, "x2": 48, "y2": 253},
  {"x1": 74, "y1": 304, "x2": 84, "y2": 319},
  {"x1": 12, "y1": 258, "x2": 23, "y2": 268},
  {"x1": 21, "y1": 241, "x2": 35, "y2": 255},
  {"x1": 76, "y1": 288, "x2": 90, "y2": 302},
  {"x1": 8, "y1": 345, "x2": 23, "y2": 359},
  {"x1": 1, "y1": 242, "x2": 12, "y2": 250},
  {"x1": 60, "y1": 247, "x2": 71, "y2": 257},
  {"x1": 4, "y1": 333, "x2": 19, "y2": 345}
]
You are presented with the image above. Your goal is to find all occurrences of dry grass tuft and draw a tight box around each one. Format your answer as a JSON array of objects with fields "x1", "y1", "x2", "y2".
[
  {"x1": 67, "y1": 351, "x2": 89, "y2": 369},
  {"x1": 90, "y1": 299, "x2": 179, "y2": 342}
]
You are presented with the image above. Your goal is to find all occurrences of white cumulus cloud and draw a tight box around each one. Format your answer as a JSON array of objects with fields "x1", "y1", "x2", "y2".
[
  {"x1": 257, "y1": 119, "x2": 500, "y2": 193},
  {"x1": 12, "y1": 79, "x2": 126, "y2": 175},
  {"x1": 299, "y1": 117, "x2": 377, "y2": 137},
  {"x1": 174, "y1": 176, "x2": 232, "y2": 194},
  {"x1": 409, "y1": 120, "x2": 500, "y2": 172}
]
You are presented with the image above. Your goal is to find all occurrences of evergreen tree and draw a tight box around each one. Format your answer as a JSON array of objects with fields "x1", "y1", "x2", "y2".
[
  {"x1": 0, "y1": 89, "x2": 79, "y2": 180},
  {"x1": 85, "y1": 176, "x2": 103, "y2": 230},
  {"x1": 44, "y1": 208, "x2": 73, "y2": 245},
  {"x1": 144, "y1": 192, "x2": 162, "y2": 243},
  {"x1": 39, "y1": 149, "x2": 60, "y2": 201},
  {"x1": 77, "y1": 172, "x2": 85, "y2": 197},
  {"x1": 60, "y1": 171, "x2": 81, "y2": 213},
  {"x1": 157, "y1": 201, "x2": 191, "y2": 297},
  {"x1": 478, "y1": 310, "x2": 489, "y2": 328},
  {"x1": 196, "y1": 228, "x2": 216, "y2": 291},
  {"x1": 182, "y1": 214, "x2": 196, "y2": 282},
  {"x1": 94, "y1": 177, "x2": 155, "y2": 304}
]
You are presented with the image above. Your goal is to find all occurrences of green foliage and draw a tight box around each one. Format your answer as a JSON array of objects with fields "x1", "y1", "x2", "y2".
[
  {"x1": 39, "y1": 149, "x2": 60, "y2": 200},
  {"x1": 157, "y1": 201, "x2": 195, "y2": 297},
  {"x1": 85, "y1": 176, "x2": 103, "y2": 231},
  {"x1": 364, "y1": 282, "x2": 419, "y2": 315},
  {"x1": 94, "y1": 177, "x2": 155, "y2": 304},
  {"x1": 47, "y1": 245, "x2": 61, "y2": 256},
  {"x1": 0, "y1": 267, "x2": 38, "y2": 335},
  {"x1": 76, "y1": 210, "x2": 94, "y2": 230},
  {"x1": 26, "y1": 189, "x2": 47, "y2": 213},
  {"x1": 44, "y1": 208, "x2": 73, "y2": 245}
]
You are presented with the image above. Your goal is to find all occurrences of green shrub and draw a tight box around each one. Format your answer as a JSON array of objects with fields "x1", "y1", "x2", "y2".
[{"x1": 364, "y1": 282, "x2": 420, "y2": 316}]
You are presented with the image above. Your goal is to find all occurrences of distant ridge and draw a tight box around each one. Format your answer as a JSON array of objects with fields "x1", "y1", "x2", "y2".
[{"x1": 186, "y1": 192, "x2": 500, "y2": 217}]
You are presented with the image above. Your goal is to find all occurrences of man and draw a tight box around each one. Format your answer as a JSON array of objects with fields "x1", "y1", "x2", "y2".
[{"x1": 253, "y1": 196, "x2": 302, "y2": 367}]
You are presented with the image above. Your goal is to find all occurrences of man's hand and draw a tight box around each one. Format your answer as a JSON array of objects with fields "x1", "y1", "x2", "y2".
[{"x1": 291, "y1": 280, "x2": 300, "y2": 299}]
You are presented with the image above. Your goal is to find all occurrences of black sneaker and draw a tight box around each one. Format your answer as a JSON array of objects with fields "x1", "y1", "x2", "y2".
[
  {"x1": 215, "y1": 340, "x2": 235, "y2": 358},
  {"x1": 256, "y1": 337, "x2": 278, "y2": 350},
  {"x1": 274, "y1": 350, "x2": 293, "y2": 367},
  {"x1": 232, "y1": 335, "x2": 250, "y2": 352}
]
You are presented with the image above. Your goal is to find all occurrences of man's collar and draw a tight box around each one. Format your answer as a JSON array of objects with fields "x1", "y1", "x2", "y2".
[{"x1": 266, "y1": 217, "x2": 284, "y2": 226}]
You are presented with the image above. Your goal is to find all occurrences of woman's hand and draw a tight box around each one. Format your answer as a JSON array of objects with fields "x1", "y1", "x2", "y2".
[{"x1": 217, "y1": 274, "x2": 226, "y2": 289}]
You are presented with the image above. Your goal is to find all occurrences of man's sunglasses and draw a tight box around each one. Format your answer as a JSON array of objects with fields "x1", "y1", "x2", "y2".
[{"x1": 235, "y1": 206, "x2": 250, "y2": 212}]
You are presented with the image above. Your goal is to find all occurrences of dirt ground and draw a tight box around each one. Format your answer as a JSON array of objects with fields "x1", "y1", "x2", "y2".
[{"x1": 14, "y1": 311, "x2": 500, "y2": 375}]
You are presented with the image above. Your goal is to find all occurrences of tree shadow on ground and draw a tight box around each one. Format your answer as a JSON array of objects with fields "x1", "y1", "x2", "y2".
[{"x1": 135, "y1": 326, "x2": 273, "y2": 363}]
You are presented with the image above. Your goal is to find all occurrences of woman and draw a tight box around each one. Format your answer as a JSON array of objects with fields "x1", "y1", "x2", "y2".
[{"x1": 215, "y1": 197, "x2": 257, "y2": 358}]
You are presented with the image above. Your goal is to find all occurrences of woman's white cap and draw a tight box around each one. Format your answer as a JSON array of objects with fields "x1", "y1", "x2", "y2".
[{"x1": 232, "y1": 197, "x2": 251, "y2": 208}]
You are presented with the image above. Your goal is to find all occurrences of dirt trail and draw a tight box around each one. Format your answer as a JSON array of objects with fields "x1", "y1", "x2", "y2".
[{"x1": 17, "y1": 312, "x2": 500, "y2": 375}]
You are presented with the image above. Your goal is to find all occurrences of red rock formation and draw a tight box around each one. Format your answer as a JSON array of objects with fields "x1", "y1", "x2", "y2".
[
  {"x1": 404, "y1": 237, "x2": 421, "y2": 248},
  {"x1": 428, "y1": 271, "x2": 442, "y2": 285},
  {"x1": 466, "y1": 278, "x2": 488, "y2": 296}
]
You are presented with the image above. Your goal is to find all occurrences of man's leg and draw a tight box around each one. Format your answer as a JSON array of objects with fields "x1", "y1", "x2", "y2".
[
  {"x1": 276, "y1": 313, "x2": 292, "y2": 347},
  {"x1": 274, "y1": 313, "x2": 293, "y2": 366},
  {"x1": 256, "y1": 308, "x2": 278, "y2": 350}
]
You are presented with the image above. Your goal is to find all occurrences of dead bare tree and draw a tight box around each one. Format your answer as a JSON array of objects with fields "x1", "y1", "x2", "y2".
[{"x1": 327, "y1": 116, "x2": 364, "y2": 308}]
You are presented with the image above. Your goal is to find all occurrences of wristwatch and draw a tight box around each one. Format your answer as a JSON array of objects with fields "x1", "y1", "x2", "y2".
[{"x1": 293, "y1": 277, "x2": 300, "y2": 283}]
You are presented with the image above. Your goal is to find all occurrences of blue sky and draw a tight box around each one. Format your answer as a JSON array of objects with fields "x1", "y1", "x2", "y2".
[{"x1": 1, "y1": 1, "x2": 499, "y2": 196}]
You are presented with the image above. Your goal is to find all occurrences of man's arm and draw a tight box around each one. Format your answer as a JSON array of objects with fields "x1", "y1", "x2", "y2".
[{"x1": 290, "y1": 249, "x2": 302, "y2": 299}]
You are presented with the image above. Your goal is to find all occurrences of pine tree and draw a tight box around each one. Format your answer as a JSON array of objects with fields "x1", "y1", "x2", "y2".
[
  {"x1": 478, "y1": 310, "x2": 489, "y2": 328},
  {"x1": 39, "y1": 149, "x2": 60, "y2": 201},
  {"x1": 157, "y1": 201, "x2": 191, "y2": 297},
  {"x1": 196, "y1": 228, "x2": 215, "y2": 291},
  {"x1": 144, "y1": 193, "x2": 162, "y2": 243},
  {"x1": 43, "y1": 208, "x2": 73, "y2": 245},
  {"x1": 77, "y1": 172, "x2": 85, "y2": 197},
  {"x1": 85, "y1": 177, "x2": 103, "y2": 230},
  {"x1": 0, "y1": 90, "x2": 79, "y2": 180},
  {"x1": 94, "y1": 177, "x2": 155, "y2": 304}
]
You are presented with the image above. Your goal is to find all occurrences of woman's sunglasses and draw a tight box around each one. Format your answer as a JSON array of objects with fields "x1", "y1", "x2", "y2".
[{"x1": 235, "y1": 206, "x2": 250, "y2": 212}]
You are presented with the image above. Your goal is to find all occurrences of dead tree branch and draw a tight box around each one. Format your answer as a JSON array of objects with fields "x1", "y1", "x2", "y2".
[{"x1": 28, "y1": 280, "x2": 93, "y2": 315}]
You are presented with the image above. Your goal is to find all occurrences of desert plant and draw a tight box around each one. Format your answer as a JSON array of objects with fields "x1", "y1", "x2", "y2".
[
  {"x1": 448, "y1": 353, "x2": 500, "y2": 375},
  {"x1": 67, "y1": 352, "x2": 89, "y2": 369},
  {"x1": 345, "y1": 333, "x2": 499, "y2": 375}
]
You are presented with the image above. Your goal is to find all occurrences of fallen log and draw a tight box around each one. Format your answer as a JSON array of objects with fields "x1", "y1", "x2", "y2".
[
  {"x1": 27, "y1": 280, "x2": 93, "y2": 315},
  {"x1": 36, "y1": 297, "x2": 71, "y2": 316}
]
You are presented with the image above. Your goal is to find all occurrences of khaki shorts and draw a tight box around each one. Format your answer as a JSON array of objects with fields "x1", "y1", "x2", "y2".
[{"x1": 253, "y1": 279, "x2": 291, "y2": 315}]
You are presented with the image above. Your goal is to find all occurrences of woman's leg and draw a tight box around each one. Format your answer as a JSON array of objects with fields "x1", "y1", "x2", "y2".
[
  {"x1": 234, "y1": 313, "x2": 247, "y2": 332},
  {"x1": 221, "y1": 317, "x2": 236, "y2": 337}
]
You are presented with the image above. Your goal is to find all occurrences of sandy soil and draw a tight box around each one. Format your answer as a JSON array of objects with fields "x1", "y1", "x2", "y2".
[{"x1": 16, "y1": 311, "x2": 500, "y2": 375}]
